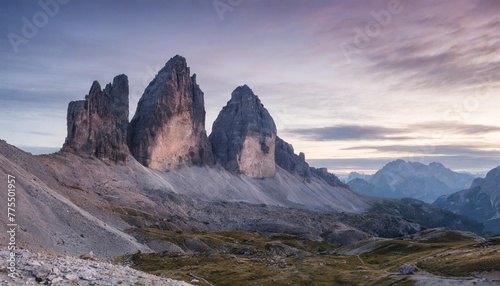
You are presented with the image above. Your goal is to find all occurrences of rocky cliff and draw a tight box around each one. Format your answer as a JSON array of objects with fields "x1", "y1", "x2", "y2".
[
  {"x1": 310, "y1": 167, "x2": 348, "y2": 188},
  {"x1": 62, "y1": 74, "x2": 129, "y2": 162},
  {"x1": 128, "y1": 55, "x2": 213, "y2": 171},
  {"x1": 275, "y1": 136, "x2": 312, "y2": 182},
  {"x1": 275, "y1": 136, "x2": 346, "y2": 188},
  {"x1": 210, "y1": 85, "x2": 277, "y2": 178}
]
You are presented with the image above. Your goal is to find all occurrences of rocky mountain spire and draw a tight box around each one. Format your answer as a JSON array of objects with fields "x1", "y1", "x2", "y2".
[
  {"x1": 210, "y1": 85, "x2": 277, "y2": 178},
  {"x1": 62, "y1": 74, "x2": 129, "y2": 162},
  {"x1": 128, "y1": 55, "x2": 213, "y2": 170}
]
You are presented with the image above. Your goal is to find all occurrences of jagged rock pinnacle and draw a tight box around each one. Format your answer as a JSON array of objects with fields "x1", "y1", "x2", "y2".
[
  {"x1": 210, "y1": 85, "x2": 277, "y2": 178},
  {"x1": 62, "y1": 74, "x2": 129, "y2": 162},
  {"x1": 128, "y1": 55, "x2": 213, "y2": 170}
]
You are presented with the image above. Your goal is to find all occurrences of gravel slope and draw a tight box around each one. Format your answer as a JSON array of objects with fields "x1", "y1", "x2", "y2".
[
  {"x1": 0, "y1": 248, "x2": 193, "y2": 286},
  {"x1": 0, "y1": 139, "x2": 369, "y2": 259}
]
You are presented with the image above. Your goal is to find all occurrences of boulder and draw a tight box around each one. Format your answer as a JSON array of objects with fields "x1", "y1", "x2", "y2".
[{"x1": 399, "y1": 264, "x2": 418, "y2": 275}]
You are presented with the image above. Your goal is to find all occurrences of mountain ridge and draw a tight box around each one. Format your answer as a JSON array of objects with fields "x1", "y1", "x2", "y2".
[
  {"x1": 435, "y1": 166, "x2": 500, "y2": 234},
  {"x1": 348, "y1": 159, "x2": 476, "y2": 203}
]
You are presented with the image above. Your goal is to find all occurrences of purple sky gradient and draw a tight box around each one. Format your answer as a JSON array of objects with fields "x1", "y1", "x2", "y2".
[{"x1": 1, "y1": 0, "x2": 499, "y2": 174}]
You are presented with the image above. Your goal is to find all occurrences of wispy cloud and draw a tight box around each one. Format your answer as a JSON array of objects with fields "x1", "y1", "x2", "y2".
[
  {"x1": 287, "y1": 125, "x2": 410, "y2": 141},
  {"x1": 286, "y1": 122, "x2": 500, "y2": 142},
  {"x1": 303, "y1": 0, "x2": 500, "y2": 93},
  {"x1": 24, "y1": 131, "x2": 55, "y2": 136},
  {"x1": 353, "y1": 1, "x2": 500, "y2": 92},
  {"x1": 411, "y1": 122, "x2": 500, "y2": 135},
  {"x1": 344, "y1": 144, "x2": 500, "y2": 158}
]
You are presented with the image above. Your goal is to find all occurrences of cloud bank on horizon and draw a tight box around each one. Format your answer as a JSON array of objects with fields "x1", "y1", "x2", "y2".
[{"x1": 0, "y1": 0, "x2": 499, "y2": 173}]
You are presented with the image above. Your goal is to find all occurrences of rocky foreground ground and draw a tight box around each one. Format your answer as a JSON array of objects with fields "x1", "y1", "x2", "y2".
[{"x1": 0, "y1": 248, "x2": 193, "y2": 286}]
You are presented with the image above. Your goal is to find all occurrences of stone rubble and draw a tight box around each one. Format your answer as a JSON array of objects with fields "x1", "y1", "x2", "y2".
[{"x1": 0, "y1": 248, "x2": 193, "y2": 286}]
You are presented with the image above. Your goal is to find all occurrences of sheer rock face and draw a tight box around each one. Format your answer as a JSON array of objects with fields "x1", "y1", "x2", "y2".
[
  {"x1": 275, "y1": 136, "x2": 346, "y2": 187},
  {"x1": 62, "y1": 74, "x2": 129, "y2": 162},
  {"x1": 210, "y1": 85, "x2": 277, "y2": 178},
  {"x1": 275, "y1": 136, "x2": 312, "y2": 182},
  {"x1": 128, "y1": 55, "x2": 213, "y2": 171}
]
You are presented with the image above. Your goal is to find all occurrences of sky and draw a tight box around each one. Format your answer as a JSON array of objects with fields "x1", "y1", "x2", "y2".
[{"x1": 1, "y1": 0, "x2": 499, "y2": 175}]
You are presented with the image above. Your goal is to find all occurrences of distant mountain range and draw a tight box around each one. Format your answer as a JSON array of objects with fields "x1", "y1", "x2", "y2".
[
  {"x1": 435, "y1": 166, "x2": 500, "y2": 234},
  {"x1": 347, "y1": 160, "x2": 477, "y2": 203},
  {"x1": 346, "y1": 171, "x2": 372, "y2": 182}
]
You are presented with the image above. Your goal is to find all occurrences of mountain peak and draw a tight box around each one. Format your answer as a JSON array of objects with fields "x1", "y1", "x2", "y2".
[
  {"x1": 347, "y1": 171, "x2": 372, "y2": 182},
  {"x1": 350, "y1": 160, "x2": 475, "y2": 203},
  {"x1": 435, "y1": 165, "x2": 500, "y2": 234},
  {"x1": 485, "y1": 166, "x2": 500, "y2": 182},
  {"x1": 210, "y1": 85, "x2": 277, "y2": 178},
  {"x1": 224, "y1": 85, "x2": 276, "y2": 134},
  {"x1": 163, "y1": 55, "x2": 188, "y2": 71},
  {"x1": 382, "y1": 159, "x2": 407, "y2": 171},
  {"x1": 128, "y1": 56, "x2": 213, "y2": 170},
  {"x1": 236, "y1": 84, "x2": 251, "y2": 91},
  {"x1": 62, "y1": 74, "x2": 129, "y2": 162},
  {"x1": 229, "y1": 84, "x2": 265, "y2": 106},
  {"x1": 388, "y1": 159, "x2": 406, "y2": 165},
  {"x1": 231, "y1": 84, "x2": 253, "y2": 96},
  {"x1": 171, "y1": 54, "x2": 186, "y2": 62},
  {"x1": 429, "y1": 162, "x2": 445, "y2": 168},
  {"x1": 88, "y1": 81, "x2": 102, "y2": 97}
]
